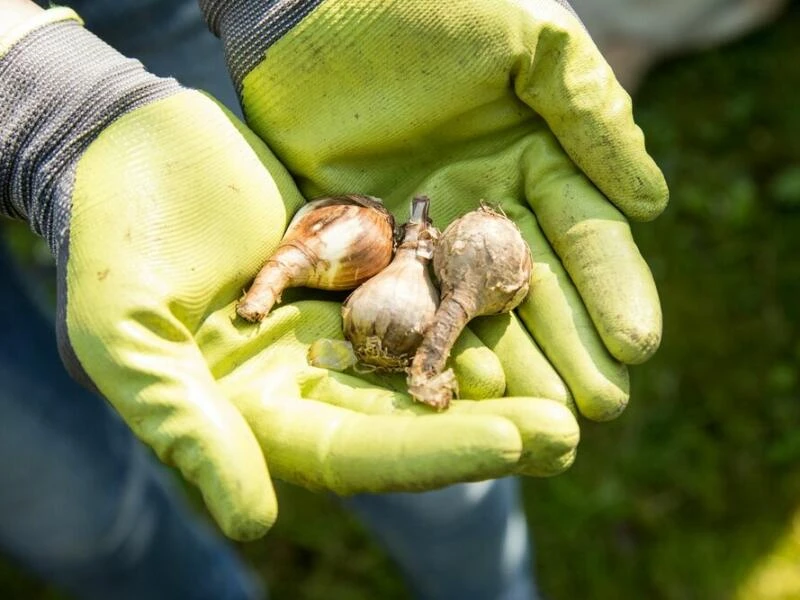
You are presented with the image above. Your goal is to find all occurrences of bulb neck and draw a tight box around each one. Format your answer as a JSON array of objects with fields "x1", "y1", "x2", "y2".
[
  {"x1": 398, "y1": 195, "x2": 437, "y2": 259},
  {"x1": 409, "y1": 195, "x2": 430, "y2": 225}
]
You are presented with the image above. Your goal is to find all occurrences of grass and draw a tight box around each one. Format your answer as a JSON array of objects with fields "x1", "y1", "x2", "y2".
[{"x1": 2, "y1": 5, "x2": 800, "y2": 599}]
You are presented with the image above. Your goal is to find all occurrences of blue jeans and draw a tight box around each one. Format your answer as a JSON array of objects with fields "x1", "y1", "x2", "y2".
[
  {"x1": 0, "y1": 249, "x2": 264, "y2": 600},
  {"x1": 1, "y1": 2, "x2": 537, "y2": 599}
]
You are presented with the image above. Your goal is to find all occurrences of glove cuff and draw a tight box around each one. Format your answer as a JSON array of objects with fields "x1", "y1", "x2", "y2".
[
  {"x1": 198, "y1": 0, "x2": 235, "y2": 37},
  {"x1": 198, "y1": 0, "x2": 322, "y2": 92},
  {"x1": 0, "y1": 9, "x2": 181, "y2": 253}
]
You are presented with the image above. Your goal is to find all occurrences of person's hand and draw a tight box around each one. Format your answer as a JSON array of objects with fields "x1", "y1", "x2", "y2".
[
  {"x1": 0, "y1": 7, "x2": 578, "y2": 540},
  {"x1": 200, "y1": 0, "x2": 669, "y2": 422}
]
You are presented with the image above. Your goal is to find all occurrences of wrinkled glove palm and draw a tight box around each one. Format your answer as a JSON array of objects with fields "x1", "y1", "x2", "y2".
[{"x1": 202, "y1": 0, "x2": 670, "y2": 421}]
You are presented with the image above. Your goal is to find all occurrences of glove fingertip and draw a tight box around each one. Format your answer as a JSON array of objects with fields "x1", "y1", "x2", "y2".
[
  {"x1": 217, "y1": 500, "x2": 278, "y2": 542},
  {"x1": 605, "y1": 321, "x2": 662, "y2": 365},
  {"x1": 623, "y1": 172, "x2": 669, "y2": 222},
  {"x1": 517, "y1": 446, "x2": 577, "y2": 478},
  {"x1": 577, "y1": 388, "x2": 628, "y2": 422},
  {"x1": 191, "y1": 442, "x2": 279, "y2": 541}
]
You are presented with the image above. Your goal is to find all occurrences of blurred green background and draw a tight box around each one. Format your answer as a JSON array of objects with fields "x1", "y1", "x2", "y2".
[{"x1": 2, "y1": 4, "x2": 799, "y2": 600}]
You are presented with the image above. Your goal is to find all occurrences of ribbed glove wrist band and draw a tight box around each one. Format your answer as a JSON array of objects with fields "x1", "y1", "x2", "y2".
[
  {"x1": 198, "y1": 0, "x2": 322, "y2": 91},
  {"x1": 0, "y1": 15, "x2": 180, "y2": 252}
]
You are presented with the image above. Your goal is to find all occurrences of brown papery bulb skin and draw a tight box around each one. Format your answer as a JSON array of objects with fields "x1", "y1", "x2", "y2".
[
  {"x1": 408, "y1": 205, "x2": 532, "y2": 410},
  {"x1": 237, "y1": 195, "x2": 395, "y2": 322},
  {"x1": 342, "y1": 196, "x2": 439, "y2": 371}
]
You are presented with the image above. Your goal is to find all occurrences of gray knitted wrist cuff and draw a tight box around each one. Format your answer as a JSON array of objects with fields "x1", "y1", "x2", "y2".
[
  {"x1": 198, "y1": 0, "x2": 322, "y2": 92},
  {"x1": 0, "y1": 17, "x2": 181, "y2": 253}
]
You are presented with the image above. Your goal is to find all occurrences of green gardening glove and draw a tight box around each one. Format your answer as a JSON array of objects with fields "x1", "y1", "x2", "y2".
[
  {"x1": 201, "y1": 0, "x2": 669, "y2": 421},
  {"x1": 0, "y1": 7, "x2": 577, "y2": 541}
]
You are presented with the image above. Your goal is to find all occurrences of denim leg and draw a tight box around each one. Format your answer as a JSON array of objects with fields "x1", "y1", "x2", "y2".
[
  {"x1": 0, "y1": 247, "x2": 264, "y2": 600},
  {"x1": 341, "y1": 479, "x2": 540, "y2": 600}
]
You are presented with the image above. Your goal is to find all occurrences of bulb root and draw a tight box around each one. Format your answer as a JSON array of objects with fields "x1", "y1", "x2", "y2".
[
  {"x1": 407, "y1": 369, "x2": 459, "y2": 412},
  {"x1": 354, "y1": 335, "x2": 414, "y2": 372}
]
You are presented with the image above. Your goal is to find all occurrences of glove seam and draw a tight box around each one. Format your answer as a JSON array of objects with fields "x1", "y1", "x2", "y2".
[{"x1": 199, "y1": 0, "x2": 324, "y2": 93}]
